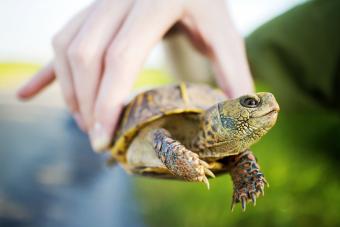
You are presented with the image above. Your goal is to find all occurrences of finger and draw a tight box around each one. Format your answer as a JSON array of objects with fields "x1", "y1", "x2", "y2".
[
  {"x1": 90, "y1": 0, "x2": 183, "y2": 152},
  {"x1": 17, "y1": 63, "x2": 55, "y2": 100},
  {"x1": 52, "y1": 4, "x2": 93, "y2": 117},
  {"x1": 67, "y1": 0, "x2": 133, "y2": 130},
  {"x1": 210, "y1": 27, "x2": 254, "y2": 98},
  {"x1": 190, "y1": 1, "x2": 254, "y2": 98}
]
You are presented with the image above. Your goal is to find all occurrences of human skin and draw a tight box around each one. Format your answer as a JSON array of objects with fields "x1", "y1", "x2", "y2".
[{"x1": 16, "y1": 0, "x2": 254, "y2": 152}]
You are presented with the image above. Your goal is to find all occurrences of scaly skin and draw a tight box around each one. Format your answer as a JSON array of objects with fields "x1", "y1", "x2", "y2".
[
  {"x1": 153, "y1": 129, "x2": 215, "y2": 189},
  {"x1": 229, "y1": 150, "x2": 268, "y2": 211}
]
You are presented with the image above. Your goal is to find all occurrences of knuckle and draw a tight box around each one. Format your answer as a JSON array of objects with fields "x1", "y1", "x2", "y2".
[
  {"x1": 67, "y1": 43, "x2": 98, "y2": 66},
  {"x1": 67, "y1": 44, "x2": 86, "y2": 64},
  {"x1": 52, "y1": 33, "x2": 68, "y2": 53},
  {"x1": 105, "y1": 42, "x2": 132, "y2": 66}
]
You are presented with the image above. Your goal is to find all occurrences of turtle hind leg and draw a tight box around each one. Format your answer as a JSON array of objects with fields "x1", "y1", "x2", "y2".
[
  {"x1": 229, "y1": 149, "x2": 269, "y2": 212},
  {"x1": 152, "y1": 128, "x2": 215, "y2": 189}
]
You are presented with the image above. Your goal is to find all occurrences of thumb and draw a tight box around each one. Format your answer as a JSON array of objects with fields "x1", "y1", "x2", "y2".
[{"x1": 90, "y1": 101, "x2": 125, "y2": 153}]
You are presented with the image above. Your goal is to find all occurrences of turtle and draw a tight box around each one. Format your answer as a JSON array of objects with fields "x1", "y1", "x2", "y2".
[{"x1": 110, "y1": 83, "x2": 279, "y2": 211}]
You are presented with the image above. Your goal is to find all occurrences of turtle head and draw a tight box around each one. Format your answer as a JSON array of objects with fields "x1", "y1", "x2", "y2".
[{"x1": 200, "y1": 92, "x2": 279, "y2": 153}]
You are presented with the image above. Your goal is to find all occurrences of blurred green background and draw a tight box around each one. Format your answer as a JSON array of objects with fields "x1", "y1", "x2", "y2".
[
  {"x1": 134, "y1": 98, "x2": 340, "y2": 227},
  {"x1": 132, "y1": 79, "x2": 340, "y2": 226}
]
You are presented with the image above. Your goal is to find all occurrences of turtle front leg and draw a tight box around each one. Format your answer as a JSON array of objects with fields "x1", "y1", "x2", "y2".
[
  {"x1": 152, "y1": 128, "x2": 215, "y2": 189},
  {"x1": 229, "y1": 150, "x2": 269, "y2": 211}
]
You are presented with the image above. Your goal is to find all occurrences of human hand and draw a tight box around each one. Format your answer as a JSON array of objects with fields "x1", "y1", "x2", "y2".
[{"x1": 17, "y1": 0, "x2": 254, "y2": 152}]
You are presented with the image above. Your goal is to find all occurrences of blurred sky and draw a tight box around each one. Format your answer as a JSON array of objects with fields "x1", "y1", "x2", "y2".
[{"x1": 0, "y1": 0, "x2": 305, "y2": 66}]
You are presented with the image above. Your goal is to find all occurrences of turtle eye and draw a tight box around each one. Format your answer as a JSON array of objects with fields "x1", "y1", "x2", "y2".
[{"x1": 240, "y1": 96, "x2": 260, "y2": 108}]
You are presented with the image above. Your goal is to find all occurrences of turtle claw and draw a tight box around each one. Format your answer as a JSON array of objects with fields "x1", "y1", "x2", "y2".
[
  {"x1": 251, "y1": 192, "x2": 257, "y2": 206},
  {"x1": 180, "y1": 152, "x2": 213, "y2": 189},
  {"x1": 229, "y1": 150, "x2": 269, "y2": 212},
  {"x1": 199, "y1": 159, "x2": 210, "y2": 168},
  {"x1": 192, "y1": 159, "x2": 213, "y2": 190},
  {"x1": 201, "y1": 176, "x2": 210, "y2": 190},
  {"x1": 241, "y1": 196, "x2": 247, "y2": 212},
  {"x1": 259, "y1": 186, "x2": 265, "y2": 196},
  {"x1": 230, "y1": 200, "x2": 236, "y2": 212},
  {"x1": 204, "y1": 168, "x2": 215, "y2": 178},
  {"x1": 153, "y1": 128, "x2": 214, "y2": 187},
  {"x1": 230, "y1": 174, "x2": 268, "y2": 211},
  {"x1": 263, "y1": 178, "x2": 270, "y2": 187}
]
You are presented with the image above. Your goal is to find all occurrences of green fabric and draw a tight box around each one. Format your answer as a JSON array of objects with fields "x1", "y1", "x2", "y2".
[{"x1": 246, "y1": 0, "x2": 340, "y2": 112}]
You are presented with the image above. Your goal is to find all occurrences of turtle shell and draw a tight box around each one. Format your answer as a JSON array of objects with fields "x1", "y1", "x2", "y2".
[{"x1": 111, "y1": 83, "x2": 226, "y2": 165}]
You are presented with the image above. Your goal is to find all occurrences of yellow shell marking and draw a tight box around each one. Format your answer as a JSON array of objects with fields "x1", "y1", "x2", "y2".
[{"x1": 179, "y1": 82, "x2": 189, "y2": 106}]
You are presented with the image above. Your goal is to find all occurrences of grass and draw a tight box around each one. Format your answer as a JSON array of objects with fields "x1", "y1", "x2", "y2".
[
  {"x1": 0, "y1": 63, "x2": 174, "y2": 90},
  {"x1": 133, "y1": 111, "x2": 340, "y2": 227},
  {"x1": 0, "y1": 63, "x2": 40, "y2": 89}
]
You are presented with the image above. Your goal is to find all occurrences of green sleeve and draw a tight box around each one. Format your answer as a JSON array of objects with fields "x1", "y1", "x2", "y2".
[{"x1": 246, "y1": 0, "x2": 340, "y2": 111}]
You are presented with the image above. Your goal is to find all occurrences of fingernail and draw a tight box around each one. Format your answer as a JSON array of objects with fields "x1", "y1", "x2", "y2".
[
  {"x1": 90, "y1": 122, "x2": 111, "y2": 153},
  {"x1": 73, "y1": 113, "x2": 86, "y2": 132}
]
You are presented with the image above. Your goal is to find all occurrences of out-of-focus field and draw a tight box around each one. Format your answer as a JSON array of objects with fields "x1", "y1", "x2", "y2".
[
  {"x1": 134, "y1": 111, "x2": 340, "y2": 227},
  {"x1": 133, "y1": 75, "x2": 340, "y2": 226},
  {"x1": 0, "y1": 62, "x2": 173, "y2": 92},
  {"x1": 2, "y1": 63, "x2": 340, "y2": 227}
]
